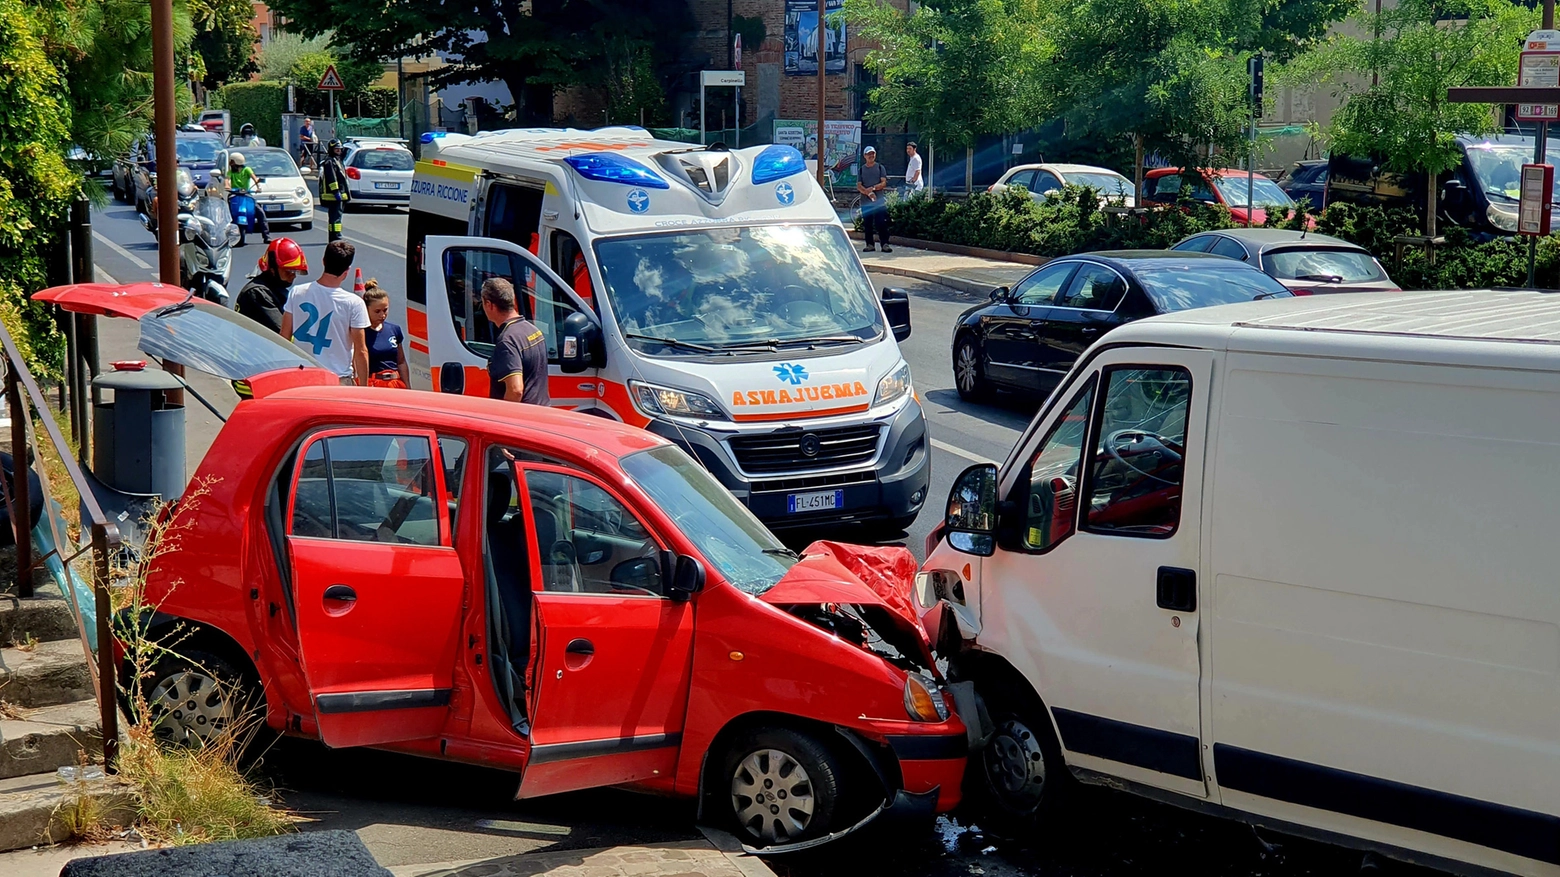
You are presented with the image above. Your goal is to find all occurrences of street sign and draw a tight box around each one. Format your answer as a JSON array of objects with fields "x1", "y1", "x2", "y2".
[
  {"x1": 317, "y1": 65, "x2": 345, "y2": 91},
  {"x1": 701, "y1": 70, "x2": 745, "y2": 87},
  {"x1": 1519, "y1": 103, "x2": 1560, "y2": 121},
  {"x1": 1517, "y1": 48, "x2": 1560, "y2": 121},
  {"x1": 734, "y1": 34, "x2": 742, "y2": 69},
  {"x1": 1248, "y1": 55, "x2": 1264, "y2": 118},
  {"x1": 1527, "y1": 29, "x2": 1560, "y2": 50},
  {"x1": 1519, "y1": 163, "x2": 1553, "y2": 236}
]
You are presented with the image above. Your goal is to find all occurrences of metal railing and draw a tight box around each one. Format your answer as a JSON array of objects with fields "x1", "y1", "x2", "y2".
[{"x1": 0, "y1": 318, "x2": 122, "y2": 769}]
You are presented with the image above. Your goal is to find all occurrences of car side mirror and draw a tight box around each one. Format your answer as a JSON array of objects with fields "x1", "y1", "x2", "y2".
[
  {"x1": 990, "y1": 286, "x2": 1010, "y2": 303},
  {"x1": 610, "y1": 556, "x2": 663, "y2": 593},
  {"x1": 665, "y1": 552, "x2": 705, "y2": 602},
  {"x1": 559, "y1": 310, "x2": 604, "y2": 374},
  {"x1": 946, "y1": 463, "x2": 998, "y2": 556},
  {"x1": 438, "y1": 361, "x2": 465, "y2": 395},
  {"x1": 881, "y1": 287, "x2": 911, "y2": 341}
]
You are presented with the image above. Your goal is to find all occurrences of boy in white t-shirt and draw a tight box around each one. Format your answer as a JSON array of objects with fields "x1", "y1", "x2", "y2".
[{"x1": 281, "y1": 240, "x2": 370, "y2": 384}]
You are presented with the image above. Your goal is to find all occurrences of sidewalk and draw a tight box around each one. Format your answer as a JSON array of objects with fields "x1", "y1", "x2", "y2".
[{"x1": 857, "y1": 243, "x2": 1034, "y2": 295}]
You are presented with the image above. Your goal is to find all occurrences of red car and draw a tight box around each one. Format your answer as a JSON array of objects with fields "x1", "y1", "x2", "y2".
[
  {"x1": 37, "y1": 283, "x2": 968, "y2": 850},
  {"x1": 1141, "y1": 167, "x2": 1300, "y2": 226}
]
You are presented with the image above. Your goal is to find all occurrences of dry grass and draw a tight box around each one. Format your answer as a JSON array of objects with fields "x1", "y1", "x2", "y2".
[
  {"x1": 11, "y1": 631, "x2": 37, "y2": 652},
  {"x1": 0, "y1": 697, "x2": 29, "y2": 720}
]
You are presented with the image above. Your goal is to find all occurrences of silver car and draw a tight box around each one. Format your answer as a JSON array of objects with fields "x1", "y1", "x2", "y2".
[
  {"x1": 1171, "y1": 228, "x2": 1400, "y2": 294},
  {"x1": 341, "y1": 139, "x2": 414, "y2": 208}
]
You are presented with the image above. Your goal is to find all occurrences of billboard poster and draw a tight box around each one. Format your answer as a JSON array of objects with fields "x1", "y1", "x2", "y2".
[
  {"x1": 774, "y1": 119, "x2": 862, "y2": 188},
  {"x1": 785, "y1": 0, "x2": 846, "y2": 76}
]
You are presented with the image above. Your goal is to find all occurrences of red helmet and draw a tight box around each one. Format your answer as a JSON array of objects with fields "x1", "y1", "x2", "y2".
[{"x1": 259, "y1": 237, "x2": 308, "y2": 274}]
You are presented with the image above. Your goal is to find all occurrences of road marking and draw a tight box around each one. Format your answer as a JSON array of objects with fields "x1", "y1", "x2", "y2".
[
  {"x1": 95, "y1": 268, "x2": 119, "y2": 285},
  {"x1": 932, "y1": 438, "x2": 996, "y2": 464},
  {"x1": 345, "y1": 233, "x2": 402, "y2": 258},
  {"x1": 92, "y1": 230, "x2": 154, "y2": 271}
]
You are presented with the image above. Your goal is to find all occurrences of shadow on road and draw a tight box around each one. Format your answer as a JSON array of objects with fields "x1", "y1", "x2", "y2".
[{"x1": 922, "y1": 388, "x2": 1037, "y2": 432}]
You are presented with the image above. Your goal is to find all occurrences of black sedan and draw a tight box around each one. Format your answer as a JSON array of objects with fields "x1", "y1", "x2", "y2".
[{"x1": 952, "y1": 250, "x2": 1291, "y2": 400}]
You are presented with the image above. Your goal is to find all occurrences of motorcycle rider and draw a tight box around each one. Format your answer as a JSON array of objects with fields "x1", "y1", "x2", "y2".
[
  {"x1": 232, "y1": 123, "x2": 266, "y2": 148},
  {"x1": 318, "y1": 139, "x2": 351, "y2": 243},
  {"x1": 227, "y1": 152, "x2": 270, "y2": 245}
]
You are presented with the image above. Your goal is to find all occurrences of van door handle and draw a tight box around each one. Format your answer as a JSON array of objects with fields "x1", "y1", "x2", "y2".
[{"x1": 1156, "y1": 567, "x2": 1196, "y2": 612}]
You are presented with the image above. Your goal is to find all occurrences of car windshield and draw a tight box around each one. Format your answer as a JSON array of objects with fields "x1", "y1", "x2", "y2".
[
  {"x1": 1133, "y1": 262, "x2": 1293, "y2": 312},
  {"x1": 355, "y1": 149, "x2": 414, "y2": 171},
  {"x1": 175, "y1": 138, "x2": 224, "y2": 165},
  {"x1": 1066, "y1": 173, "x2": 1135, "y2": 199},
  {"x1": 138, "y1": 302, "x2": 322, "y2": 381},
  {"x1": 1465, "y1": 142, "x2": 1560, "y2": 203},
  {"x1": 1263, "y1": 247, "x2": 1385, "y2": 283},
  {"x1": 620, "y1": 445, "x2": 796, "y2": 595},
  {"x1": 245, "y1": 151, "x2": 298, "y2": 177},
  {"x1": 1213, "y1": 175, "x2": 1294, "y2": 208},
  {"x1": 595, "y1": 224, "x2": 884, "y2": 355}
]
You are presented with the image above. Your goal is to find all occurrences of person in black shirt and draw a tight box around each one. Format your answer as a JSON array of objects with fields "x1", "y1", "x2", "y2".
[
  {"x1": 481, "y1": 278, "x2": 550, "y2": 405},
  {"x1": 362, "y1": 280, "x2": 409, "y2": 388},
  {"x1": 236, "y1": 237, "x2": 306, "y2": 334},
  {"x1": 856, "y1": 146, "x2": 892, "y2": 252}
]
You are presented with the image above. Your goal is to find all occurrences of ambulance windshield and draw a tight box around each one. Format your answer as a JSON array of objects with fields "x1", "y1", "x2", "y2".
[{"x1": 595, "y1": 224, "x2": 884, "y2": 355}]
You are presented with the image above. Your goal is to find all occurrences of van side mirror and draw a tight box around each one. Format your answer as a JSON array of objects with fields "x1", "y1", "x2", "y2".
[
  {"x1": 665, "y1": 552, "x2": 705, "y2": 602},
  {"x1": 990, "y1": 286, "x2": 1009, "y2": 303},
  {"x1": 1442, "y1": 178, "x2": 1468, "y2": 206},
  {"x1": 559, "y1": 310, "x2": 605, "y2": 374},
  {"x1": 882, "y1": 287, "x2": 911, "y2": 341},
  {"x1": 946, "y1": 463, "x2": 998, "y2": 556},
  {"x1": 438, "y1": 362, "x2": 465, "y2": 395}
]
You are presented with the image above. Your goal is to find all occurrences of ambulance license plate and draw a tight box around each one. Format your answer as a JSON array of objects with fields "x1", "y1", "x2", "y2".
[{"x1": 787, "y1": 490, "x2": 843, "y2": 514}]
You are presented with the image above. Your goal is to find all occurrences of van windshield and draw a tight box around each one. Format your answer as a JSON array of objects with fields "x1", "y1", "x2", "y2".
[
  {"x1": 594, "y1": 225, "x2": 884, "y2": 355},
  {"x1": 1466, "y1": 142, "x2": 1560, "y2": 203}
]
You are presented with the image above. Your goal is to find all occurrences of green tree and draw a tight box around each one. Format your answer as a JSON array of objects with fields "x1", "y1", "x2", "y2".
[
  {"x1": 191, "y1": 0, "x2": 258, "y2": 87},
  {"x1": 846, "y1": 0, "x2": 1049, "y2": 193},
  {"x1": 601, "y1": 37, "x2": 669, "y2": 127},
  {"x1": 256, "y1": 31, "x2": 381, "y2": 117},
  {"x1": 1281, "y1": 0, "x2": 1534, "y2": 234}
]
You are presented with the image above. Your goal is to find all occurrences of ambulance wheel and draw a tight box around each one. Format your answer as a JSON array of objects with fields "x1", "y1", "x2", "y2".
[
  {"x1": 721, "y1": 728, "x2": 841, "y2": 847},
  {"x1": 965, "y1": 678, "x2": 1071, "y2": 840},
  {"x1": 137, "y1": 648, "x2": 257, "y2": 748}
]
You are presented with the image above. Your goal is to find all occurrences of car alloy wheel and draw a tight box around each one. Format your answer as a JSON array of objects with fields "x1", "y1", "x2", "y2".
[
  {"x1": 982, "y1": 717, "x2": 1048, "y2": 813},
  {"x1": 955, "y1": 338, "x2": 986, "y2": 400},
  {"x1": 731, "y1": 748, "x2": 817, "y2": 844}
]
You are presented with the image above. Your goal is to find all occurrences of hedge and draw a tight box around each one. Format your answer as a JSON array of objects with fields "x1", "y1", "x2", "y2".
[{"x1": 217, "y1": 81, "x2": 287, "y2": 147}]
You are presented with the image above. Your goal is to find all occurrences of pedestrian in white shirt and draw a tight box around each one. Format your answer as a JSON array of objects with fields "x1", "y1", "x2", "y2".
[
  {"x1": 281, "y1": 240, "x2": 370, "y2": 385},
  {"x1": 905, "y1": 141, "x2": 925, "y2": 193}
]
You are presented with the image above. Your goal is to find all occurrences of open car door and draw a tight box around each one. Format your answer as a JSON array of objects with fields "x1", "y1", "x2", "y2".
[{"x1": 286, "y1": 428, "x2": 467, "y2": 748}]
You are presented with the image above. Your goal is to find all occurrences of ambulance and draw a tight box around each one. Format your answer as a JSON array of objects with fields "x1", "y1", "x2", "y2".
[{"x1": 400, "y1": 127, "x2": 928, "y2": 533}]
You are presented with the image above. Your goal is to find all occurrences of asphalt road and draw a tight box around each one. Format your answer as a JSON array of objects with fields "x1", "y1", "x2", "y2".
[{"x1": 83, "y1": 198, "x2": 1426, "y2": 877}]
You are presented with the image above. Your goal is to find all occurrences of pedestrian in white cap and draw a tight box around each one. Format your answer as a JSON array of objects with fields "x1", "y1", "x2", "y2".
[{"x1": 857, "y1": 146, "x2": 892, "y2": 252}]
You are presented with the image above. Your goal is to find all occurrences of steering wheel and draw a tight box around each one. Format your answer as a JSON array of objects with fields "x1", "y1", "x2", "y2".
[{"x1": 1103, "y1": 429, "x2": 1184, "y2": 485}]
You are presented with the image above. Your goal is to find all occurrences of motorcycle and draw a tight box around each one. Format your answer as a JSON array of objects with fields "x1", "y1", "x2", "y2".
[
  {"x1": 139, "y1": 169, "x2": 201, "y2": 237},
  {"x1": 141, "y1": 174, "x2": 239, "y2": 305},
  {"x1": 228, "y1": 189, "x2": 260, "y2": 246}
]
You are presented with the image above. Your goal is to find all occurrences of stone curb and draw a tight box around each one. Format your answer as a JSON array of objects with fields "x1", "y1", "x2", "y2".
[
  {"x1": 862, "y1": 261, "x2": 1007, "y2": 297},
  {"x1": 0, "y1": 775, "x2": 136, "y2": 853}
]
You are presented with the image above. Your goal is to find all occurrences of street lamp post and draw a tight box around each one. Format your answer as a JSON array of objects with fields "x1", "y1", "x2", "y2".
[
  {"x1": 151, "y1": 0, "x2": 179, "y2": 285},
  {"x1": 817, "y1": 0, "x2": 827, "y2": 189}
]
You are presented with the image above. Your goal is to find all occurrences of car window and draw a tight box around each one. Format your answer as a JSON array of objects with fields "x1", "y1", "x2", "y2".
[
  {"x1": 1263, "y1": 248, "x2": 1386, "y2": 282},
  {"x1": 289, "y1": 433, "x2": 444, "y2": 546},
  {"x1": 1150, "y1": 175, "x2": 1181, "y2": 200},
  {"x1": 245, "y1": 151, "x2": 298, "y2": 178},
  {"x1": 1186, "y1": 175, "x2": 1215, "y2": 202},
  {"x1": 1057, "y1": 264, "x2": 1127, "y2": 311},
  {"x1": 1011, "y1": 262, "x2": 1077, "y2": 306},
  {"x1": 1005, "y1": 170, "x2": 1035, "y2": 191},
  {"x1": 1032, "y1": 171, "x2": 1062, "y2": 195},
  {"x1": 354, "y1": 149, "x2": 415, "y2": 171},
  {"x1": 439, "y1": 436, "x2": 468, "y2": 533},
  {"x1": 1209, "y1": 237, "x2": 1249, "y2": 261},
  {"x1": 1172, "y1": 235, "x2": 1216, "y2": 253},
  {"x1": 1022, "y1": 381, "x2": 1095, "y2": 551},
  {"x1": 1133, "y1": 263, "x2": 1291, "y2": 312},
  {"x1": 522, "y1": 467, "x2": 663, "y2": 596},
  {"x1": 441, "y1": 246, "x2": 575, "y2": 361},
  {"x1": 1084, "y1": 367, "x2": 1192, "y2": 537}
]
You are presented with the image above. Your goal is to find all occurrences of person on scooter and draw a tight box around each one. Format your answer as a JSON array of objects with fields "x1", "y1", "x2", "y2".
[
  {"x1": 227, "y1": 152, "x2": 270, "y2": 245},
  {"x1": 318, "y1": 139, "x2": 351, "y2": 243},
  {"x1": 232, "y1": 123, "x2": 265, "y2": 148}
]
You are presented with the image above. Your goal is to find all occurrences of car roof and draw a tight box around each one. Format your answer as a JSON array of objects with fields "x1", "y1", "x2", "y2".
[
  {"x1": 1146, "y1": 166, "x2": 1273, "y2": 179},
  {"x1": 258, "y1": 387, "x2": 670, "y2": 462},
  {"x1": 1006, "y1": 163, "x2": 1126, "y2": 177},
  {"x1": 1061, "y1": 249, "x2": 1248, "y2": 269},
  {"x1": 1189, "y1": 228, "x2": 1360, "y2": 249}
]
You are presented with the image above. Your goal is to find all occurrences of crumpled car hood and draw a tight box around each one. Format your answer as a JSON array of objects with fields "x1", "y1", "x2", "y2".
[{"x1": 760, "y1": 541, "x2": 937, "y2": 674}]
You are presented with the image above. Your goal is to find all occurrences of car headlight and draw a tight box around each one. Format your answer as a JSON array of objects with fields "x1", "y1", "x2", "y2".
[
  {"x1": 875, "y1": 361, "x2": 912, "y2": 406},
  {"x1": 904, "y1": 674, "x2": 949, "y2": 722},
  {"x1": 1487, "y1": 204, "x2": 1519, "y2": 232},
  {"x1": 629, "y1": 380, "x2": 727, "y2": 420}
]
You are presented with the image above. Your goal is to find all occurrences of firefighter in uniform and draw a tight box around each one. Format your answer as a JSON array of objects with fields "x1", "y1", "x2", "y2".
[{"x1": 318, "y1": 139, "x2": 351, "y2": 242}]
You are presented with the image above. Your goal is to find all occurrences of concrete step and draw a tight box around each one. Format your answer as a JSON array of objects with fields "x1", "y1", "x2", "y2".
[
  {"x1": 0, "y1": 772, "x2": 135, "y2": 853},
  {"x1": 0, "y1": 700, "x2": 102, "y2": 781},
  {"x1": 0, "y1": 587, "x2": 83, "y2": 648},
  {"x1": 0, "y1": 640, "x2": 94, "y2": 710}
]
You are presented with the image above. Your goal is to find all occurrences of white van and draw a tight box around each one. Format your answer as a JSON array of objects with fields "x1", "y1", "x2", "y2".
[
  {"x1": 920, "y1": 290, "x2": 1560, "y2": 876},
  {"x1": 399, "y1": 127, "x2": 928, "y2": 533}
]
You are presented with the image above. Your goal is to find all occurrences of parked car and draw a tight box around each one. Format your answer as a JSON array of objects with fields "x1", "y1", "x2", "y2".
[
  {"x1": 1141, "y1": 167, "x2": 1298, "y2": 225},
  {"x1": 951, "y1": 251, "x2": 1290, "y2": 400},
  {"x1": 341, "y1": 138, "x2": 415, "y2": 208},
  {"x1": 923, "y1": 288, "x2": 1560, "y2": 877},
  {"x1": 233, "y1": 147, "x2": 314, "y2": 230},
  {"x1": 1171, "y1": 229, "x2": 1398, "y2": 294},
  {"x1": 38, "y1": 281, "x2": 972, "y2": 853},
  {"x1": 113, "y1": 132, "x2": 227, "y2": 209},
  {"x1": 1277, "y1": 159, "x2": 1327, "y2": 208},
  {"x1": 990, "y1": 163, "x2": 1136, "y2": 206},
  {"x1": 1327, "y1": 134, "x2": 1560, "y2": 238}
]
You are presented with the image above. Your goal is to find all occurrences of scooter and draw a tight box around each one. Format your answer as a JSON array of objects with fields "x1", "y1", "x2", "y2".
[
  {"x1": 142, "y1": 181, "x2": 238, "y2": 305},
  {"x1": 228, "y1": 189, "x2": 260, "y2": 246},
  {"x1": 139, "y1": 169, "x2": 201, "y2": 238}
]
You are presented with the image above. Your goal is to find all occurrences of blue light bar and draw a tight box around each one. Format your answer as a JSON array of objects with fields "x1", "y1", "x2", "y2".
[
  {"x1": 564, "y1": 153, "x2": 669, "y2": 189},
  {"x1": 751, "y1": 144, "x2": 807, "y2": 185},
  {"x1": 419, "y1": 132, "x2": 446, "y2": 144}
]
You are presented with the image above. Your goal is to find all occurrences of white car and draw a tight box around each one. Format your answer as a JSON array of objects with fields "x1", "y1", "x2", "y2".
[
  {"x1": 232, "y1": 147, "x2": 313, "y2": 230},
  {"x1": 990, "y1": 162, "x2": 1136, "y2": 206},
  {"x1": 342, "y1": 139, "x2": 414, "y2": 208}
]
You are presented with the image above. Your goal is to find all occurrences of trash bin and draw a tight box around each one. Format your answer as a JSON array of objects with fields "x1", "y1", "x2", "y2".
[{"x1": 91, "y1": 362, "x2": 186, "y2": 500}]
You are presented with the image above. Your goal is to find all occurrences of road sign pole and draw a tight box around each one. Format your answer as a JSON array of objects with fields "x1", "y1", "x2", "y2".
[{"x1": 1530, "y1": 120, "x2": 1549, "y2": 287}]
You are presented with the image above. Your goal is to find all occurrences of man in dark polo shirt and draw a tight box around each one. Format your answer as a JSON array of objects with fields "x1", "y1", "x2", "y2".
[{"x1": 481, "y1": 278, "x2": 550, "y2": 405}]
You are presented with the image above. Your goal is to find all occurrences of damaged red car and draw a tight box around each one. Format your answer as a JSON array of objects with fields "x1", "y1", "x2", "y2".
[{"x1": 39, "y1": 282, "x2": 969, "y2": 851}]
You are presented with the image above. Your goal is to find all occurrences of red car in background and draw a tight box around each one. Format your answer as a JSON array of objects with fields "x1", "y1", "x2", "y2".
[
  {"x1": 36, "y1": 282, "x2": 969, "y2": 852},
  {"x1": 1141, "y1": 167, "x2": 1300, "y2": 226}
]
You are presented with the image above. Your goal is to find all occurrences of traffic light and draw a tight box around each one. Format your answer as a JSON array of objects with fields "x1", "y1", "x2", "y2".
[{"x1": 1248, "y1": 55, "x2": 1265, "y2": 119}]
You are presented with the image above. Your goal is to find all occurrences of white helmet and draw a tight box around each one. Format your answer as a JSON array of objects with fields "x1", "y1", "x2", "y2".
[{"x1": 229, "y1": 152, "x2": 245, "y2": 167}]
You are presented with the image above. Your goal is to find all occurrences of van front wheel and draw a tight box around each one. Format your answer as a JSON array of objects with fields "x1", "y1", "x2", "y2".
[{"x1": 968, "y1": 686, "x2": 1070, "y2": 838}]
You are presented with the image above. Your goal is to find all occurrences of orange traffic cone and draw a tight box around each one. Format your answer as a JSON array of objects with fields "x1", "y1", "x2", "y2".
[{"x1": 353, "y1": 267, "x2": 365, "y2": 294}]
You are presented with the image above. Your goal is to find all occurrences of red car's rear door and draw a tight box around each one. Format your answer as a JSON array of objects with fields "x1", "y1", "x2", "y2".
[{"x1": 286, "y1": 428, "x2": 466, "y2": 748}]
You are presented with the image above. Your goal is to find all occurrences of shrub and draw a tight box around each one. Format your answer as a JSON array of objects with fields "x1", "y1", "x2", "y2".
[{"x1": 217, "y1": 81, "x2": 287, "y2": 147}]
